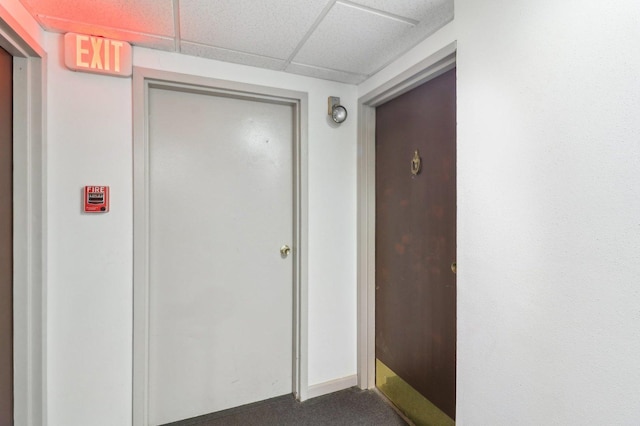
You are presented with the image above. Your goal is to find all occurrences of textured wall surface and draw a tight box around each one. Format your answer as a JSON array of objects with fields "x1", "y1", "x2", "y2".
[{"x1": 455, "y1": 1, "x2": 640, "y2": 424}]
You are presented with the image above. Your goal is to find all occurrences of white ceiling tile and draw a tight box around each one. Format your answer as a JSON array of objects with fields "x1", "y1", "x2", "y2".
[
  {"x1": 22, "y1": 0, "x2": 175, "y2": 36},
  {"x1": 292, "y1": 2, "x2": 414, "y2": 76},
  {"x1": 345, "y1": 0, "x2": 452, "y2": 21},
  {"x1": 36, "y1": 15, "x2": 176, "y2": 51},
  {"x1": 286, "y1": 62, "x2": 366, "y2": 85},
  {"x1": 364, "y1": 1, "x2": 453, "y2": 75},
  {"x1": 179, "y1": 0, "x2": 331, "y2": 60},
  {"x1": 180, "y1": 41, "x2": 286, "y2": 71}
]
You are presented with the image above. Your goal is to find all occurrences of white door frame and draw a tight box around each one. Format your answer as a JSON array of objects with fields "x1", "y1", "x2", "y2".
[
  {"x1": 132, "y1": 67, "x2": 309, "y2": 425},
  {"x1": 0, "y1": 6, "x2": 47, "y2": 426},
  {"x1": 356, "y1": 43, "x2": 456, "y2": 390}
]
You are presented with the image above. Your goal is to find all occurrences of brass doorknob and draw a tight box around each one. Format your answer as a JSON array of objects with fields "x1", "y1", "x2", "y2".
[
  {"x1": 280, "y1": 245, "x2": 291, "y2": 257},
  {"x1": 451, "y1": 261, "x2": 457, "y2": 274}
]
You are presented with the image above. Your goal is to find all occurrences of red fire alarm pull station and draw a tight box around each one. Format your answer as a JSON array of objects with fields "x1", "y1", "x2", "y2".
[{"x1": 84, "y1": 186, "x2": 109, "y2": 212}]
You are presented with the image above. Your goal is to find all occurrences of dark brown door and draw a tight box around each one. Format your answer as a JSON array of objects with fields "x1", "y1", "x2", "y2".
[
  {"x1": 375, "y1": 68, "x2": 456, "y2": 424},
  {"x1": 0, "y1": 45, "x2": 13, "y2": 425}
]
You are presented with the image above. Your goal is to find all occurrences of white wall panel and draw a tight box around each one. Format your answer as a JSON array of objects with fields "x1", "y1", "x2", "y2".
[
  {"x1": 45, "y1": 31, "x2": 133, "y2": 425},
  {"x1": 455, "y1": 1, "x2": 640, "y2": 423}
]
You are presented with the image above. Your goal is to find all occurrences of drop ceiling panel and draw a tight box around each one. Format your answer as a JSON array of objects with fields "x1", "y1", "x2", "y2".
[
  {"x1": 181, "y1": 42, "x2": 286, "y2": 71},
  {"x1": 21, "y1": 0, "x2": 175, "y2": 37},
  {"x1": 349, "y1": 0, "x2": 451, "y2": 21},
  {"x1": 36, "y1": 15, "x2": 175, "y2": 51},
  {"x1": 286, "y1": 62, "x2": 366, "y2": 85},
  {"x1": 392, "y1": 1, "x2": 454, "y2": 52},
  {"x1": 179, "y1": 0, "x2": 330, "y2": 60},
  {"x1": 18, "y1": 0, "x2": 454, "y2": 84},
  {"x1": 292, "y1": 2, "x2": 414, "y2": 76}
]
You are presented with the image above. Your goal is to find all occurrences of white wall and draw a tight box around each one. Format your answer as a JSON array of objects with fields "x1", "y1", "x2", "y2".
[
  {"x1": 46, "y1": 31, "x2": 357, "y2": 425},
  {"x1": 46, "y1": 32, "x2": 133, "y2": 425},
  {"x1": 456, "y1": 1, "x2": 640, "y2": 423},
  {"x1": 362, "y1": 1, "x2": 640, "y2": 424}
]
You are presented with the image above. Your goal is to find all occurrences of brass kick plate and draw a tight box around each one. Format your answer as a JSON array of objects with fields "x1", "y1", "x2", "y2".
[{"x1": 376, "y1": 359, "x2": 454, "y2": 426}]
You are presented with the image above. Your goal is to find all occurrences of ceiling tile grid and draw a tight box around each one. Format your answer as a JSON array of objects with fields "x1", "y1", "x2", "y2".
[
  {"x1": 390, "y1": 0, "x2": 455, "y2": 48},
  {"x1": 18, "y1": 0, "x2": 454, "y2": 84},
  {"x1": 292, "y1": 1, "x2": 415, "y2": 76},
  {"x1": 347, "y1": 0, "x2": 451, "y2": 22},
  {"x1": 179, "y1": 0, "x2": 330, "y2": 60},
  {"x1": 180, "y1": 41, "x2": 286, "y2": 71},
  {"x1": 285, "y1": 62, "x2": 366, "y2": 85},
  {"x1": 21, "y1": 0, "x2": 175, "y2": 37},
  {"x1": 35, "y1": 15, "x2": 176, "y2": 51}
]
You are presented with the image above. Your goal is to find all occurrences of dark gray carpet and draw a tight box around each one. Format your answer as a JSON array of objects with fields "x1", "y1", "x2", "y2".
[{"x1": 163, "y1": 387, "x2": 408, "y2": 426}]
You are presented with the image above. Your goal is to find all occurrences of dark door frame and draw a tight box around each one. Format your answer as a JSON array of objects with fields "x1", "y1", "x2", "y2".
[
  {"x1": 356, "y1": 42, "x2": 456, "y2": 392},
  {"x1": 0, "y1": 6, "x2": 46, "y2": 426}
]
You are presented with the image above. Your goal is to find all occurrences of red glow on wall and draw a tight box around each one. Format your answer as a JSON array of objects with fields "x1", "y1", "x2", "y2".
[{"x1": 64, "y1": 33, "x2": 132, "y2": 77}]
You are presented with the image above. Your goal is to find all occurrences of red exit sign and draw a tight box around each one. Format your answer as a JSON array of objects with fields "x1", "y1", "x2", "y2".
[{"x1": 64, "y1": 33, "x2": 132, "y2": 77}]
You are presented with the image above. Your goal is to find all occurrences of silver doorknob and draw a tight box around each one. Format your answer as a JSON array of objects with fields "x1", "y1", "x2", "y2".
[{"x1": 280, "y1": 245, "x2": 291, "y2": 257}]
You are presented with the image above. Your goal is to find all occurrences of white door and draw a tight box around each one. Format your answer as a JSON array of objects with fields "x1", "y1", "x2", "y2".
[{"x1": 147, "y1": 86, "x2": 294, "y2": 425}]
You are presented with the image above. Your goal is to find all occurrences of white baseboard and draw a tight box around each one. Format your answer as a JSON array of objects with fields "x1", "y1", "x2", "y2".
[{"x1": 306, "y1": 375, "x2": 358, "y2": 400}]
